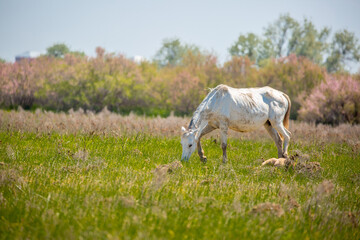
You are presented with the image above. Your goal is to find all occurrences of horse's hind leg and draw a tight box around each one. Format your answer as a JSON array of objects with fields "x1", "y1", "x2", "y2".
[
  {"x1": 197, "y1": 125, "x2": 215, "y2": 163},
  {"x1": 264, "y1": 121, "x2": 283, "y2": 158},
  {"x1": 270, "y1": 120, "x2": 291, "y2": 158},
  {"x1": 220, "y1": 123, "x2": 229, "y2": 164}
]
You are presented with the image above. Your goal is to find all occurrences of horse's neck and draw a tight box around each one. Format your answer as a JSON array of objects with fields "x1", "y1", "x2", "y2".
[
  {"x1": 189, "y1": 111, "x2": 208, "y2": 136},
  {"x1": 188, "y1": 112, "x2": 201, "y2": 130},
  {"x1": 188, "y1": 118, "x2": 198, "y2": 130},
  {"x1": 189, "y1": 103, "x2": 205, "y2": 130},
  {"x1": 188, "y1": 88, "x2": 215, "y2": 131}
]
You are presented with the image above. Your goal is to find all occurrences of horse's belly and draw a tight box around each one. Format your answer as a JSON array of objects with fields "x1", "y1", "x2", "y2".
[
  {"x1": 228, "y1": 111, "x2": 268, "y2": 132},
  {"x1": 229, "y1": 122, "x2": 264, "y2": 132}
]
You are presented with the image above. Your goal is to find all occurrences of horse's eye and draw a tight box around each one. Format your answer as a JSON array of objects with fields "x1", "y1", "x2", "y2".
[{"x1": 189, "y1": 144, "x2": 193, "y2": 148}]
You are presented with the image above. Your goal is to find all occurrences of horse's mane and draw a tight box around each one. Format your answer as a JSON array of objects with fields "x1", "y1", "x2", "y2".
[{"x1": 188, "y1": 87, "x2": 218, "y2": 129}]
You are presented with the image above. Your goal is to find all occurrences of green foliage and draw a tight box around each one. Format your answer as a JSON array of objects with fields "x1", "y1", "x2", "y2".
[
  {"x1": 0, "y1": 131, "x2": 359, "y2": 239},
  {"x1": 326, "y1": 30, "x2": 360, "y2": 72},
  {"x1": 257, "y1": 39, "x2": 276, "y2": 65},
  {"x1": 46, "y1": 43, "x2": 70, "y2": 58},
  {"x1": 264, "y1": 13, "x2": 299, "y2": 58},
  {"x1": 154, "y1": 38, "x2": 203, "y2": 68},
  {"x1": 229, "y1": 33, "x2": 260, "y2": 62},
  {"x1": 289, "y1": 19, "x2": 330, "y2": 64},
  {"x1": 155, "y1": 38, "x2": 184, "y2": 67},
  {"x1": 230, "y1": 14, "x2": 359, "y2": 72},
  {"x1": 69, "y1": 51, "x2": 86, "y2": 57}
]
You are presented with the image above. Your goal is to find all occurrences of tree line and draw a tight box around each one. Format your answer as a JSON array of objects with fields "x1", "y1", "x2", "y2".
[
  {"x1": 229, "y1": 14, "x2": 359, "y2": 73},
  {"x1": 0, "y1": 14, "x2": 359, "y2": 124}
]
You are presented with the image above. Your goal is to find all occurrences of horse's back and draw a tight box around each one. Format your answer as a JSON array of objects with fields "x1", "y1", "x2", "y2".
[
  {"x1": 215, "y1": 85, "x2": 288, "y2": 111},
  {"x1": 204, "y1": 85, "x2": 288, "y2": 131}
]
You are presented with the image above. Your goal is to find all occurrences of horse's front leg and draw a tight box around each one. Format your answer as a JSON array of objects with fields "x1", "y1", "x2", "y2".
[
  {"x1": 220, "y1": 124, "x2": 229, "y2": 164},
  {"x1": 197, "y1": 140, "x2": 207, "y2": 163},
  {"x1": 197, "y1": 125, "x2": 215, "y2": 163}
]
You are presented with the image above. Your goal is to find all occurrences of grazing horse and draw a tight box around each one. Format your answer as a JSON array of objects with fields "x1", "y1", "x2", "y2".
[{"x1": 180, "y1": 84, "x2": 291, "y2": 163}]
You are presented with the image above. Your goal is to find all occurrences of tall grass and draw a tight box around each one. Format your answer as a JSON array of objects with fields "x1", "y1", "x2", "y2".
[
  {"x1": 0, "y1": 110, "x2": 359, "y2": 239},
  {"x1": 1, "y1": 108, "x2": 360, "y2": 144}
]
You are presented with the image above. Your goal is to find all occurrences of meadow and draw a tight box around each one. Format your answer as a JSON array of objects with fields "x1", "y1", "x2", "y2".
[{"x1": 1, "y1": 109, "x2": 360, "y2": 239}]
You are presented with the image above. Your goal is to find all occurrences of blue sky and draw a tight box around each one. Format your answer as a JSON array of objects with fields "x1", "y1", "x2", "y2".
[{"x1": 1, "y1": 0, "x2": 359, "y2": 70}]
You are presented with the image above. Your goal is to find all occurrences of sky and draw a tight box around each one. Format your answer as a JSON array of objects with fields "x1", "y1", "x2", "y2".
[{"x1": 1, "y1": 0, "x2": 360, "y2": 70}]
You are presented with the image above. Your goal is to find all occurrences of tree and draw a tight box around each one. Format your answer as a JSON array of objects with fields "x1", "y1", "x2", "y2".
[
  {"x1": 0, "y1": 58, "x2": 6, "y2": 63},
  {"x1": 229, "y1": 33, "x2": 260, "y2": 62},
  {"x1": 289, "y1": 19, "x2": 330, "y2": 64},
  {"x1": 46, "y1": 43, "x2": 70, "y2": 58},
  {"x1": 229, "y1": 33, "x2": 280, "y2": 66},
  {"x1": 230, "y1": 17, "x2": 330, "y2": 66},
  {"x1": 264, "y1": 14, "x2": 299, "y2": 58},
  {"x1": 154, "y1": 38, "x2": 201, "y2": 67},
  {"x1": 326, "y1": 30, "x2": 360, "y2": 72},
  {"x1": 257, "y1": 39, "x2": 276, "y2": 65},
  {"x1": 229, "y1": 14, "x2": 360, "y2": 73},
  {"x1": 154, "y1": 38, "x2": 185, "y2": 67}
]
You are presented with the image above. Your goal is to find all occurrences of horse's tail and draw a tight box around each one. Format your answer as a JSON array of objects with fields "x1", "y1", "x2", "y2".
[{"x1": 282, "y1": 93, "x2": 291, "y2": 131}]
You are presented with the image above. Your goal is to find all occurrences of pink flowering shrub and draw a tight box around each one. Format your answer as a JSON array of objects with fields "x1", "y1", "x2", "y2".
[
  {"x1": 0, "y1": 60, "x2": 37, "y2": 108},
  {"x1": 299, "y1": 75, "x2": 360, "y2": 124}
]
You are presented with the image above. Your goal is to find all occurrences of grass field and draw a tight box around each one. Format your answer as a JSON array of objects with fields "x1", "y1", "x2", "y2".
[{"x1": 1, "y1": 110, "x2": 360, "y2": 239}]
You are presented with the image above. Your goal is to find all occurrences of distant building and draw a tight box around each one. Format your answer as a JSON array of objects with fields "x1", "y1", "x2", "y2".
[
  {"x1": 131, "y1": 55, "x2": 146, "y2": 64},
  {"x1": 15, "y1": 51, "x2": 42, "y2": 62}
]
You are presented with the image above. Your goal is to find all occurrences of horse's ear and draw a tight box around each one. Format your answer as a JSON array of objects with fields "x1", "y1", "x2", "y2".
[{"x1": 181, "y1": 126, "x2": 187, "y2": 133}]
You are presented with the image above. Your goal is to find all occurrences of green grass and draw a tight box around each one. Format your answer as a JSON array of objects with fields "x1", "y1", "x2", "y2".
[{"x1": 1, "y1": 131, "x2": 359, "y2": 239}]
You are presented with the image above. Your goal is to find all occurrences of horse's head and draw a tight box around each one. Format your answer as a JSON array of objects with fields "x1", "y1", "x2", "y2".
[{"x1": 180, "y1": 126, "x2": 199, "y2": 161}]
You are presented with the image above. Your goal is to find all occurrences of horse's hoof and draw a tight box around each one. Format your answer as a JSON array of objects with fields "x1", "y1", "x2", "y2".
[{"x1": 200, "y1": 157, "x2": 207, "y2": 163}]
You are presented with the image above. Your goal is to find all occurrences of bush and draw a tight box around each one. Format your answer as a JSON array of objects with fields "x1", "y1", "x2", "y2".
[{"x1": 298, "y1": 75, "x2": 360, "y2": 124}]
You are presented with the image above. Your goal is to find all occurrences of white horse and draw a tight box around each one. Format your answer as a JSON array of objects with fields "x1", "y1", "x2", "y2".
[{"x1": 181, "y1": 84, "x2": 291, "y2": 163}]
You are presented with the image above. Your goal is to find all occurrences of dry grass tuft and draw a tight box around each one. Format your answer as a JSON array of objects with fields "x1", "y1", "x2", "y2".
[
  {"x1": 0, "y1": 192, "x2": 5, "y2": 205},
  {"x1": 350, "y1": 173, "x2": 360, "y2": 184},
  {"x1": 119, "y1": 196, "x2": 137, "y2": 208},
  {"x1": 349, "y1": 141, "x2": 360, "y2": 154},
  {"x1": 291, "y1": 150, "x2": 310, "y2": 163},
  {"x1": 152, "y1": 161, "x2": 183, "y2": 188},
  {"x1": 296, "y1": 162, "x2": 322, "y2": 176},
  {"x1": 6, "y1": 145, "x2": 16, "y2": 161},
  {"x1": 154, "y1": 161, "x2": 183, "y2": 175},
  {"x1": 286, "y1": 150, "x2": 323, "y2": 176},
  {"x1": 315, "y1": 180, "x2": 334, "y2": 197},
  {"x1": 341, "y1": 211, "x2": 360, "y2": 228},
  {"x1": 261, "y1": 158, "x2": 295, "y2": 168},
  {"x1": 285, "y1": 197, "x2": 300, "y2": 210},
  {"x1": 260, "y1": 150, "x2": 323, "y2": 178},
  {"x1": 73, "y1": 149, "x2": 90, "y2": 162},
  {"x1": 250, "y1": 202, "x2": 285, "y2": 217},
  {"x1": 61, "y1": 149, "x2": 107, "y2": 173},
  {"x1": 0, "y1": 168, "x2": 24, "y2": 187}
]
